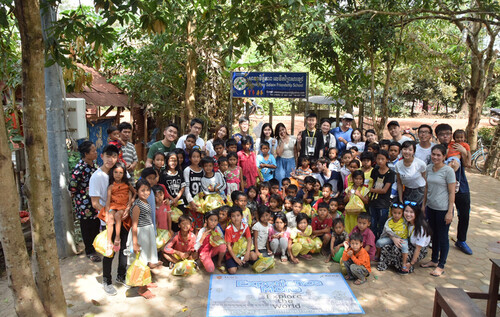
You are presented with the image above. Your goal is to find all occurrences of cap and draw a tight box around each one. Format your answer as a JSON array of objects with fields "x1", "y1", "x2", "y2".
[
  {"x1": 342, "y1": 113, "x2": 354, "y2": 120},
  {"x1": 387, "y1": 120, "x2": 400, "y2": 128}
]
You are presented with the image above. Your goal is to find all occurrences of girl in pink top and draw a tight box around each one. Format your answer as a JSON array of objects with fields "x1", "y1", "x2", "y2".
[
  {"x1": 225, "y1": 152, "x2": 243, "y2": 196},
  {"x1": 237, "y1": 136, "x2": 262, "y2": 188},
  {"x1": 268, "y1": 212, "x2": 292, "y2": 262}
]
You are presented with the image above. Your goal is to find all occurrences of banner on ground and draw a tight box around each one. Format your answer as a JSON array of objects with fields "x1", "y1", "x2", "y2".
[
  {"x1": 207, "y1": 273, "x2": 364, "y2": 317},
  {"x1": 231, "y1": 72, "x2": 308, "y2": 99}
]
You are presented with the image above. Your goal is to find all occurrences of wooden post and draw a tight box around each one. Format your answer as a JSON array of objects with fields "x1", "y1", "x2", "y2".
[
  {"x1": 269, "y1": 102, "x2": 273, "y2": 127},
  {"x1": 336, "y1": 104, "x2": 340, "y2": 126},
  {"x1": 291, "y1": 102, "x2": 295, "y2": 135},
  {"x1": 143, "y1": 107, "x2": 148, "y2": 161},
  {"x1": 246, "y1": 100, "x2": 250, "y2": 118},
  {"x1": 359, "y1": 99, "x2": 364, "y2": 132}
]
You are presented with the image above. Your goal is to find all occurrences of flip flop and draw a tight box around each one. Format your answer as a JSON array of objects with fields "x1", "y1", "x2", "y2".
[
  {"x1": 420, "y1": 262, "x2": 438, "y2": 268},
  {"x1": 354, "y1": 279, "x2": 366, "y2": 285},
  {"x1": 217, "y1": 266, "x2": 227, "y2": 274},
  {"x1": 138, "y1": 288, "x2": 156, "y2": 299},
  {"x1": 88, "y1": 254, "x2": 102, "y2": 262},
  {"x1": 281, "y1": 256, "x2": 288, "y2": 262},
  {"x1": 344, "y1": 275, "x2": 354, "y2": 281},
  {"x1": 430, "y1": 269, "x2": 445, "y2": 277}
]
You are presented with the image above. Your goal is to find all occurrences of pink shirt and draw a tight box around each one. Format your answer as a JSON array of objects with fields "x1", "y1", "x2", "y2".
[
  {"x1": 312, "y1": 216, "x2": 333, "y2": 231},
  {"x1": 238, "y1": 150, "x2": 259, "y2": 187},
  {"x1": 164, "y1": 232, "x2": 196, "y2": 254},
  {"x1": 156, "y1": 203, "x2": 170, "y2": 230},
  {"x1": 268, "y1": 226, "x2": 291, "y2": 241},
  {"x1": 350, "y1": 226, "x2": 376, "y2": 260}
]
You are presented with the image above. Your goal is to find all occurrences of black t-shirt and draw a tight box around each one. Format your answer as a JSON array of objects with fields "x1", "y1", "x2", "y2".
[
  {"x1": 299, "y1": 129, "x2": 324, "y2": 160},
  {"x1": 159, "y1": 170, "x2": 186, "y2": 207},
  {"x1": 369, "y1": 167, "x2": 395, "y2": 209}
]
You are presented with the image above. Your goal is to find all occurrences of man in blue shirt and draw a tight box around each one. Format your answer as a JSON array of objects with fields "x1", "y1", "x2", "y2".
[
  {"x1": 331, "y1": 113, "x2": 354, "y2": 152},
  {"x1": 233, "y1": 116, "x2": 254, "y2": 152}
]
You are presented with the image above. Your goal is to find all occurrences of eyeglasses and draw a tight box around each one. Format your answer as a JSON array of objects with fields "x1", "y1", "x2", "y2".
[
  {"x1": 404, "y1": 200, "x2": 417, "y2": 206},
  {"x1": 418, "y1": 130, "x2": 431, "y2": 135},
  {"x1": 392, "y1": 203, "x2": 404, "y2": 209}
]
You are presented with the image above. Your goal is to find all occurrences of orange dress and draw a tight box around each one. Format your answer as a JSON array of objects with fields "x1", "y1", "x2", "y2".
[{"x1": 109, "y1": 182, "x2": 130, "y2": 211}]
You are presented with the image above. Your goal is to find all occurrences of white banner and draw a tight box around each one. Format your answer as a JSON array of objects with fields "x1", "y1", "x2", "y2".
[{"x1": 207, "y1": 273, "x2": 364, "y2": 316}]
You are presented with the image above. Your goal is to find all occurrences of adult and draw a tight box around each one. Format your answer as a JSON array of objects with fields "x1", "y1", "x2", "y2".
[
  {"x1": 233, "y1": 116, "x2": 254, "y2": 152},
  {"x1": 395, "y1": 141, "x2": 427, "y2": 204},
  {"x1": 316, "y1": 157, "x2": 342, "y2": 196},
  {"x1": 415, "y1": 124, "x2": 435, "y2": 165},
  {"x1": 435, "y1": 123, "x2": 473, "y2": 255},
  {"x1": 274, "y1": 122, "x2": 296, "y2": 184},
  {"x1": 296, "y1": 112, "x2": 324, "y2": 159},
  {"x1": 118, "y1": 122, "x2": 138, "y2": 174},
  {"x1": 377, "y1": 202, "x2": 431, "y2": 273},
  {"x1": 364, "y1": 129, "x2": 378, "y2": 145},
  {"x1": 205, "y1": 124, "x2": 229, "y2": 157},
  {"x1": 331, "y1": 113, "x2": 354, "y2": 152},
  {"x1": 255, "y1": 123, "x2": 277, "y2": 155},
  {"x1": 89, "y1": 145, "x2": 128, "y2": 296},
  {"x1": 176, "y1": 118, "x2": 205, "y2": 150},
  {"x1": 319, "y1": 118, "x2": 336, "y2": 157},
  {"x1": 146, "y1": 123, "x2": 179, "y2": 167},
  {"x1": 69, "y1": 141, "x2": 100, "y2": 262},
  {"x1": 421, "y1": 144, "x2": 456, "y2": 277},
  {"x1": 387, "y1": 121, "x2": 412, "y2": 145}
]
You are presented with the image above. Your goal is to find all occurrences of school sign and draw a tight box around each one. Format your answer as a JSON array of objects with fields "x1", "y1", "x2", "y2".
[{"x1": 231, "y1": 72, "x2": 308, "y2": 99}]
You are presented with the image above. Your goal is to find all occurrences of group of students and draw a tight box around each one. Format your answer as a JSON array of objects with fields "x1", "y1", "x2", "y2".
[{"x1": 75, "y1": 114, "x2": 473, "y2": 297}]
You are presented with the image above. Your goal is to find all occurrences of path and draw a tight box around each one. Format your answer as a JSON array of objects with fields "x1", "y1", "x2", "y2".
[{"x1": 0, "y1": 172, "x2": 498, "y2": 317}]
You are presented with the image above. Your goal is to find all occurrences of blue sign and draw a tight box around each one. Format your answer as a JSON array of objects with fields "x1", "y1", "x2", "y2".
[{"x1": 232, "y1": 72, "x2": 308, "y2": 98}]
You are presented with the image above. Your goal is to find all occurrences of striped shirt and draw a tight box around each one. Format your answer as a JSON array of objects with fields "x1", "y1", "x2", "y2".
[
  {"x1": 132, "y1": 199, "x2": 153, "y2": 227},
  {"x1": 122, "y1": 142, "x2": 138, "y2": 166}
]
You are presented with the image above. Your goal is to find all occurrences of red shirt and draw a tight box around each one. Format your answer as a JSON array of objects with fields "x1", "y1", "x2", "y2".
[
  {"x1": 164, "y1": 232, "x2": 196, "y2": 254},
  {"x1": 225, "y1": 223, "x2": 251, "y2": 244},
  {"x1": 312, "y1": 216, "x2": 333, "y2": 231}
]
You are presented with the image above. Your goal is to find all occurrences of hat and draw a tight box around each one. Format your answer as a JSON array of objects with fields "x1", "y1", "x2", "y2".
[
  {"x1": 342, "y1": 113, "x2": 354, "y2": 120},
  {"x1": 387, "y1": 120, "x2": 400, "y2": 128}
]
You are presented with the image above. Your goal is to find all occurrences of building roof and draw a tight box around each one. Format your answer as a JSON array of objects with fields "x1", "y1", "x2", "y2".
[{"x1": 67, "y1": 64, "x2": 138, "y2": 108}]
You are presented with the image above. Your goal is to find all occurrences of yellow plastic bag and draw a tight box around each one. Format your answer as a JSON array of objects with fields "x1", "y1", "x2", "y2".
[
  {"x1": 171, "y1": 207, "x2": 183, "y2": 223},
  {"x1": 209, "y1": 231, "x2": 225, "y2": 247},
  {"x1": 345, "y1": 194, "x2": 365, "y2": 215},
  {"x1": 232, "y1": 237, "x2": 248, "y2": 258},
  {"x1": 252, "y1": 256, "x2": 275, "y2": 273},
  {"x1": 301, "y1": 204, "x2": 313, "y2": 217},
  {"x1": 93, "y1": 229, "x2": 113, "y2": 258},
  {"x1": 126, "y1": 253, "x2": 152, "y2": 286},
  {"x1": 192, "y1": 193, "x2": 205, "y2": 212},
  {"x1": 203, "y1": 194, "x2": 225, "y2": 213},
  {"x1": 310, "y1": 237, "x2": 323, "y2": 254},
  {"x1": 172, "y1": 259, "x2": 197, "y2": 277},
  {"x1": 156, "y1": 229, "x2": 171, "y2": 250},
  {"x1": 242, "y1": 207, "x2": 252, "y2": 227}
]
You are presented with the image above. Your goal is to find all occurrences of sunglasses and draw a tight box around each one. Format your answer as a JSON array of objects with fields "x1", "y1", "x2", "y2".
[
  {"x1": 404, "y1": 200, "x2": 417, "y2": 207},
  {"x1": 392, "y1": 203, "x2": 404, "y2": 209}
]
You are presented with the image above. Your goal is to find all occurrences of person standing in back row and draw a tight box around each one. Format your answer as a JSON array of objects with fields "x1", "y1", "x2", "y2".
[
  {"x1": 118, "y1": 122, "x2": 138, "y2": 175},
  {"x1": 176, "y1": 118, "x2": 205, "y2": 151},
  {"x1": 331, "y1": 113, "x2": 354, "y2": 153},
  {"x1": 296, "y1": 112, "x2": 324, "y2": 160},
  {"x1": 387, "y1": 121, "x2": 413, "y2": 145}
]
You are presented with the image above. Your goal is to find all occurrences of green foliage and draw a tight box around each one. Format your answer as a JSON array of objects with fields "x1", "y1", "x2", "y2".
[
  {"x1": 67, "y1": 149, "x2": 80, "y2": 171},
  {"x1": 478, "y1": 127, "x2": 494, "y2": 146}
]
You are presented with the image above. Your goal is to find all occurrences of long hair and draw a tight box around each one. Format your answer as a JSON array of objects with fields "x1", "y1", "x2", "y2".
[
  {"x1": 274, "y1": 123, "x2": 287, "y2": 142},
  {"x1": 109, "y1": 163, "x2": 130, "y2": 186},
  {"x1": 260, "y1": 123, "x2": 274, "y2": 145},
  {"x1": 165, "y1": 151, "x2": 180, "y2": 172},
  {"x1": 212, "y1": 124, "x2": 229, "y2": 142},
  {"x1": 407, "y1": 204, "x2": 432, "y2": 238}
]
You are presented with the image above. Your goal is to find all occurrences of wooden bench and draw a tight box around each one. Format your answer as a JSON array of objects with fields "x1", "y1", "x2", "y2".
[{"x1": 432, "y1": 287, "x2": 486, "y2": 317}]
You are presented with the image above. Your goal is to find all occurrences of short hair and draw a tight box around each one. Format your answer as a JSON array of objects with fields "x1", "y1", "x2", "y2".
[
  {"x1": 229, "y1": 205, "x2": 243, "y2": 217},
  {"x1": 78, "y1": 140, "x2": 94, "y2": 157},
  {"x1": 200, "y1": 156, "x2": 215, "y2": 167},
  {"x1": 213, "y1": 139, "x2": 225, "y2": 148},
  {"x1": 350, "y1": 146, "x2": 359, "y2": 152},
  {"x1": 418, "y1": 124, "x2": 433, "y2": 135},
  {"x1": 388, "y1": 141, "x2": 402, "y2": 150},
  {"x1": 431, "y1": 144, "x2": 447, "y2": 156},
  {"x1": 317, "y1": 157, "x2": 330, "y2": 166},
  {"x1": 367, "y1": 143, "x2": 380, "y2": 153},
  {"x1": 152, "y1": 184, "x2": 165, "y2": 195},
  {"x1": 317, "y1": 202, "x2": 329, "y2": 211},
  {"x1": 350, "y1": 232, "x2": 363, "y2": 243},
  {"x1": 269, "y1": 178, "x2": 280, "y2": 188},
  {"x1": 351, "y1": 170, "x2": 364, "y2": 181},
  {"x1": 320, "y1": 118, "x2": 331, "y2": 125},
  {"x1": 377, "y1": 150, "x2": 390, "y2": 160},
  {"x1": 284, "y1": 195, "x2": 294, "y2": 202},
  {"x1": 190, "y1": 118, "x2": 204, "y2": 128},
  {"x1": 257, "y1": 205, "x2": 271, "y2": 220},
  {"x1": 333, "y1": 217, "x2": 344, "y2": 227},
  {"x1": 296, "y1": 213, "x2": 310, "y2": 225},
  {"x1": 349, "y1": 160, "x2": 360, "y2": 168},
  {"x1": 230, "y1": 190, "x2": 246, "y2": 203},
  {"x1": 204, "y1": 210, "x2": 219, "y2": 221},
  {"x1": 260, "y1": 141, "x2": 270, "y2": 149},
  {"x1": 165, "y1": 123, "x2": 179, "y2": 132},
  {"x1": 226, "y1": 138, "x2": 237, "y2": 148},
  {"x1": 401, "y1": 140, "x2": 417, "y2": 152},
  {"x1": 240, "y1": 136, "x2": 251, "y2": 145},
  {"x1": 292, "y1": 198, "x2": 303, "y2": 205},
  {"x1": 379, "y1": 139, "x2": 391, "y2": 148},
  {"x1": 282, "y1": 177, "x2": 291, "y2": 184},
  {"x1": 365, "y1": 129, "x2": 376, "y2": 137},
  {"x1": 106, "y1": 126, "x2": 119, "y2": 134},
  {"x1": 322, "y1": 183, "x2": 333, "y2": 191},
  {"x1": 340, "y1": 150, "x2": 352, "y2": 159},
  {"x1": 360, "y1": 151, "x2": 374, "y2": 162},
  {"x1": 435, "y1": 123, "x2": 452, "y2": 136},
  {"x1": 218, "y1": 156, "x2": 228, "y2": 165},
  {"x1": 102, "y1": 144, "x2": 119, "y2": 156},
  {"x1": 306, "y1": 112, "x2": 318, "y2": 119},
  {"x1": 357, "y1": 212, "x2": 371, "y2": 222},
  {"x1": 226, "y1": 151, "x2": 238, "y2": 161},
  {"x1": 189, "y1": 148, "x2": 202, "y2": 159},
  {"x1": 219, "y1": 205, "x2": 230, "y2": 214},
  {"x1": 186, "y1": 134, "x2": 196, "y2": 141},
  {"x1": 269, "y1": 194, "x2": 283, "y2": 206},
  {"x1": 304, "y1": 176, "x2": 316, "y2": 184},
  {"x1": 178, "y1": 214, "x2": 192, "y2": 224},
  {"x1": 152, "y1": 151, "x2": 165, "y2": 160},
  {"x1": 135, "y1": 179, "x2": 151, "y2": 191},
  {"x1": 238, "y1": 117, "x2": 249, "y2": 124},
  {"x1": 259, "y1": 181, "x2": 271, "y2": 191},
  {"x1": 453, "y1": 129, "x2": 466, "y2": 139},
  {"x1": 287, "y1": 184, "x2": 298, "y2": 192},
  {"x1": 141, "y1": 167, "x2": 157, "y2": 179},
  {"x1": 298, "y1": 156, "x2": 310, "y2": 165},
  {"x1": 118, "y1": 122, "x2": 132, "y2": 131}
]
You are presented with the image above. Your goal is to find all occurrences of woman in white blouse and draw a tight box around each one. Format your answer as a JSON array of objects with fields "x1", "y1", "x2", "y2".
[
  {"x1": 395, "y1": 140, "x2": 427, "y2": 204},
  {"x1": 274, "y1": 123, "x2": 296, "y2": 185}
]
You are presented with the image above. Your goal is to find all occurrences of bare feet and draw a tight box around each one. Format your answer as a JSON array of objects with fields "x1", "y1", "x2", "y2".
[
  {"x1": 420, "y1": 261, "x2": 438, "y2": 268},
  {"x1": 324, "y1": 256, "x2": 331, "y2": 263},
  {"x1": 430, "y1": 267, "x2": 445, "y2": 277}
]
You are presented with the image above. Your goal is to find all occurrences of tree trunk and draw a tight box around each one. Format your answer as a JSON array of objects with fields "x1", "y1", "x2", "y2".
[
  {"x1": 184, "y1": 20, "x2": 197, "y2": 123},
  {"x1": 132, "y1": 105, "x2": 145, "y2": 166},
  {"x1": 376, "y1": 60, "x2": 393, "y2": 135},
  {"x1": 483, "y1": 124, "x2": 500, "y2": 176},
  {"x1": 368, "y1": 50, "x2": 379, "y2": 137},
  {"x1": 0, "y1": 104, "x2": 47, "y2": 317},
  {"x1": 411, "y1": 100, "x2": 415, "y2": 116},
  {"x1": 465, "y1": 89, "x2": 484, "y2": 150},
  {"x1": 422, "y1": 99, "x2": 429, "y2": 112},
  {"x1": 14, "y1": 0, "x2": 67, "y2": 315}
]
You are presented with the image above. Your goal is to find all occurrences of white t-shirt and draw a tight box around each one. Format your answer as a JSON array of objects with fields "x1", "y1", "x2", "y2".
[
  {"x1": 346, "y1": 141, "x2": 365, "y2": 152},
  {"x1": 395, "y1": 158, "x2": 427, "y2": 188},
  {"x1": 286, "y1": 212, "x2": 298, "y2": 229},
  {"x1": 252, "y1": 222, "x2": 270, "y2": 250},
  {"x1": 176, "y1": 134, "x2": 205, "y2": 150},
  {"x1": 415, "y1": 143, "x2": 435, "y2": 165},
  {"x1": 392, "y1": 135, "x2": 413, "y2": 145},
  {"x1": 408, "y1": 225, "x2": 431, "y2": 247},
  {"x1": 89, "y1": 168, "x2": 109, "y2": 207}
]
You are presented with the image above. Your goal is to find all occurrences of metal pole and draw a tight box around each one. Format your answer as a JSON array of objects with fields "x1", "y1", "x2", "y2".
[
  {"x1": 229, "y1": 72, "x2": 233, "y2": 136},
  {"x1": 41, "y1": 0, "x2": 76, "y2": 257},
  {"x1": 269, "y1": 102, "x2": 273, "y2": 127},
  {"x1": 291, "y1": 101, "x2": 295, "y2": 135}
]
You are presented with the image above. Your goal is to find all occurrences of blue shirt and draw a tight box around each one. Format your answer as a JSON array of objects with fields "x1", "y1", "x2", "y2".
[
  {"x1": 331, "y1": 127, "x2": 353, "y2": 152},
  {"x1": 233, "y1": 133, "x2": 254, "y2": 152},
  {"x1": 257, "y1": 153, "x2": 277, "y2": 181}
]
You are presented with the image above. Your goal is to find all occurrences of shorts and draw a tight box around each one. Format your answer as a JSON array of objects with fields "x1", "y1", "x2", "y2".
[{"x1": 225, "y1": 256, "x2": 256, "y2": 269}]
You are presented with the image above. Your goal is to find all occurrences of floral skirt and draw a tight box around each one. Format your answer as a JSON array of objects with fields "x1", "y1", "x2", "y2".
[{"x1": 377, "y1": 243, "x2": 428, "y2": 272}]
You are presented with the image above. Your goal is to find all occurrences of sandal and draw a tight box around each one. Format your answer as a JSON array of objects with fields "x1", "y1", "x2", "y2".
[
  {"x1": 281, "y1": 255, "x2": 288, "y2": 262},
  {"x1": 217, "y1": 266, "x2": 227, "y2": 274},
  {"x1": 299, "y1": 254, "x2": 313, "y2": 260},
  {"x1": 344, "y1": 275, "x2": 354, "y2": 281},
  {"x1": 354, "y1": 279, "x2": 366, "y2": 285},
  {"x1": 430, "y1": 268, "x2": 445, "y2": 277},
  {"x1": 420, "y1": 261, "x2": 438, "y2": 268},
  {"x1": 399, "y1": 266, "x2": 409, "y2": 275},
  {"x1": 88, "y1": 254, "x2": 102, "y2": 262}
]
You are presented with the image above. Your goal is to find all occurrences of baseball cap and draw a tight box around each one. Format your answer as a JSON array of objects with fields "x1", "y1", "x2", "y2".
[
  {"x1": 387, "y1": 120, "x2": 400, "y2": 128},
  {"x1": 342, "y1": 113, "x2": 354, "y2": 120}
]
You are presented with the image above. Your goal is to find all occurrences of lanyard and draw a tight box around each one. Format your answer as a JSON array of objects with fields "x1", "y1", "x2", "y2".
[{"x1": 306, "y1": 129, "x2": 316, "y2": 138}]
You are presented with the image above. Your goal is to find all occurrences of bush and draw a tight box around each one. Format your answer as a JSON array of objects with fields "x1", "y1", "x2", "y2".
[{"x1": 478, "y1": 127, "x2": 494, "y2": 146}]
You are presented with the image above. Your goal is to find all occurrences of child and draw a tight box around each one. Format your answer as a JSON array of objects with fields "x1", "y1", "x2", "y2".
[
  {"x1": 366, "y1": 142, "x2": 380, "y2": 156},
  {"x1": 152, "y1": 151, "x2": 165, "y2": 175},
  {"x1": 446, "y1": 129, "x2": 471, "y2": 167},
  {"x1": 225, "y1": 206, "x2": 258, "y2": 274},
  {"x1": 379, "y1": 139, "x2": 390, "y2": 152},
  {"x1": 140, "y1": 167, "x2": 159, "y2": 230},
  {"x1": 344, "y1": 170, "x2": 370, "y2": 233},
  {"x1": 257, "y1": 141, "x2": 277, "y2": 182},
  {"x1": 328, "y1": 148, "x2": 341, "y2": 172},
  {"x1": 153, "y1": 185, "x2": 172, "y2": 234},
  {"x1": 375, "y1": 202, "x2": 408, "y2": 267},
  {"x1": 296, "y1": 176, "x2": 315, "y2": 205},
  {"x1": 388, "y1": 142, "x2": 401, "y2": 201},
  {"x1": 285, "y1": 184, "x2": 298, "y2": 197},
  {"x1": 195, "y1": 211, "x2": 227, "y2": 273},
  {"x1": 159, "y1": 152, "x2": 186, "y2": 210},
  {"x1": 291, "y1": 156, "x2": 312, "y2": 189},
  {"x1": 218, "y1": 156, "x2": 229, "y2": 176},
  {"x1": 226, "y1": 139, "x2": 238, "y2": 154},
  {"x1": 127, "y1": 179, "x2": 160, "y2": 298},
  {"x1": 313, "y1": 183, "x2": 334, "y2": 210},
  {"x1": 231, "y1": 191, "x2": 252, "y2": 227},
  {"x1": 349, "y1": 146, "x2": 360, "y2": 160},
  {"x1": 238, "y1": 136, "x2": 262, "y2": 188},
  {"x1": 269, "y1": 179, "x2": 281, "y2": 196},
  {"x1": 216, "y1": 206, "x2": 230, "y2": 235},
  {"x1": 312, "y1": 179, "x2": 322, "y2": 203},
  {"x1": 368, "y1": 150, "x2": 395, "y2": 239},
  {"x1": 105, "y1": 163, "x2": 135, "y2": 255},
  {"x1": 311, "y1": 202, "x2": 333, "y2": 256},
  {"x1": 283, "y1": 195, "x2": 294, "y2": 214},
  {"x1": 173, "y1": 148, "x2": 186, "y2": 172},
  {"x1": 290, "y1": 213, "x2": 313, "y2": 262},
  {"x1": 344, "y1": 160, "x2": 360, "y2": 190},
  {"x1": 347, "y1": 128, "x2": 365, "y2": 152},
  {"x1": 329, "y1": 199, "x2": 342, "y2": 220},
  {"x1": 257, "y1": 181, "x2": 271, "y2": 206},
  {"x1": 325, "y1": 218, "x2": 348, "y2": 263},
  {"x1": 287, "y1": 198, "x2": 302, "y2": 229},
  {"x1": 212, "y1": 139, "x2": 225, "y2": 172},
  {"x1": 342, "y1": 232, "x2": 371, "y2": 285},
  {"x1": 163, "y1": 215, "x2": 198, "y2": 267},
  {"x1": 360, "y1": 151, "x2": 374, "y2": 188},
  {"x1": 350, "y1": 213, "x2": 376, "y2": 261},
  {"x1": 252, "y1": 206, "x2": 272, "y2": 257},
  {"x1": 184, "y1": 149, "x2": 204, "y2": 232},
  {"x1": 246, "y1": 186, "x2": 258, "y2": 218},
  {"x1": 201, "y1": 157, "x2": 227, "y2": 200},
  {"x1": 339, "y1": 150, "x2": 353, "y2": 182},
  {"x1": 281, "y1": 178, "x2": 291, "y2": 198},
  {"x1": 182, "y1": 134, "x2": 197, "y2": 169},
  {"x1": 269, "y1": 212, "x2": 291, "y2": 262},
  {"x1": 225, "y1": 152, "x2": 243, "y2": 196},
  {"x1": 310, "y1": 158, "x2": 320, "y2": 179},
  {"x1": 107, "y1": 126, "x2": 126, "y2": 164},
  {"x1": 269, "y1": 194, "x2": 283, "y2": 217}
]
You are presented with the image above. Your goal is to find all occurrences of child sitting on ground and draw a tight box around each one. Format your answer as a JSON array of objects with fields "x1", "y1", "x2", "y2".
[
  {"x1": 286, "y1": 198, "x2": 303, "y2": 229},
  {"x1": 329, "y1": 199, "x2": 342, "y2": 220},
  {"x1": 350, "y1": 213, "x2": 376, "y2": 261},
  {"x1": 375, "y1": 202, "x2": 409, "y2": 269},
  {"x1": 252, "y1": 206, "x2": 272, "y2": 258},
  {"x1": 163, "y1": 215, "x2": 198, "y2": 268},
  {"x1": 269, "y1": 194, "x2": 283, "y2": 219},
  {"x1": 201, "y1": 157, "x2": 227, "y2": 200},
  {"x1": 289, "y1": 213, "x2": 313, "y2": 263},
  {"x1": 281, "y1": 178, "x2": 291, "y2": 199},
  {"x1": 344, "y1": 170, "x2": 370, "y2": 233},
  {"x1": 283, "y1": 195, "x2": 294, "y2": 214},
  {"x1": 311, "y1": 202, "x2": 333, "y2": 256},
  {"x1": 225, "y1": 206, "x2": 258, "y2": 274},
  {"x1": 296, "y1": 176, "x2": 315, "y2": 206},
  {"x1": 194, "y1": 211, "x2": 227, "y2": 273},
  {"x1": 342, "y1": 232, "x2": 371, "y2": 285},
  {"x1": 269, "y1": 212, "x2": 292, "y2": 262},
  {"x1": 216, "y1": 206, "x2": 230, "y2": 235},
  {"x1": 325, "y1": 218, "x2": 348, "y2": 263},
  {"x1": 285, "y1": 184, "x2": 298, "y2": 197}
]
